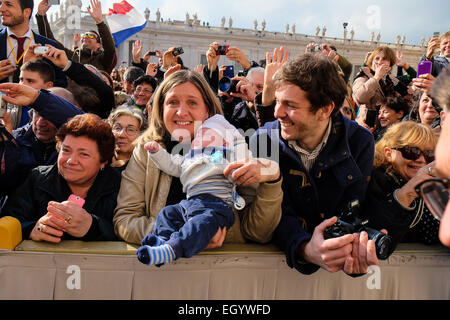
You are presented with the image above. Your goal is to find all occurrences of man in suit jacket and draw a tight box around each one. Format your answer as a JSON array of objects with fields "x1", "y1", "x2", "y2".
[{"x1": 0, "y1": 0, "x2": 66, "y2": 86}]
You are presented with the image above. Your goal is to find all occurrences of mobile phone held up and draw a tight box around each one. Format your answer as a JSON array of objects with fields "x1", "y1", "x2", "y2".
[
  {"x1": 68, "y1": 194, "x2": 85, "y2": 208},
  {"x1": 172, "y1": 47, "x2": 184, "y2": 56},
  {"x1": 365, "y1": 109, "x2": 377, "y2": 128},
  {"x1": 223, "y1": 65, "x2": 234, "y2": 79},
  {"x1": 48, "y1": 0, "x2": 60, "y2": 5},
  {"x1": 417, "y1": 61, "x2": 432, "y2": 77}
]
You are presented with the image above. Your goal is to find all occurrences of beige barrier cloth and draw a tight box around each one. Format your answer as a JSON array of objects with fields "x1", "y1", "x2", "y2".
[{"x1": 0, "y1": 241, "x2": 449, "y2": 300}]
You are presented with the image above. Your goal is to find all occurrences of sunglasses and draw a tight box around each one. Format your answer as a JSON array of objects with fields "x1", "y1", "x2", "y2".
[
  {"x1": 81, "y1": 33, "x2": 98, "y2": 40},
  {"x1": 393, "y1": 146, "x2": 435, "y2": 163},
  {"x1": 415, "y1": 178, "x2": 450, "y2": 220}
]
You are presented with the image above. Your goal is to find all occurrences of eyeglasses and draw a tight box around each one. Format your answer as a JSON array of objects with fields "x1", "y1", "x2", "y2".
[
  {"x1": 112, "y1": 124, "x2": 140, "y2": 136},
  {"x1": 415, "y1": 178, "x2": 450, "y2": 220},
  {"x1": 393, "y1": 146, "x2": 435, "y2": 164},
  {"x1": 81, "y1": 33, "x2": 98, "y2": 40},
  {"x1": 135, "y1": 86, "x2": 153, "y2": 95}
]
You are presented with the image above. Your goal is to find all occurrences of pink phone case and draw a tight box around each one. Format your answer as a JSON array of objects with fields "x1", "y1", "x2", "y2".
[
  {"x1": 417, "y1": 61, "x2": 432, "y2": 77},
  {"x1": 68, "y1": 194, "x2": 85, "y2": 207}
]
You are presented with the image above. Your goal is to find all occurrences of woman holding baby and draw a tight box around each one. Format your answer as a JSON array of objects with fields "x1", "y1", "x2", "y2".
[{"x1": 113, "y1": 70, "x2": 283, "y2": 248}]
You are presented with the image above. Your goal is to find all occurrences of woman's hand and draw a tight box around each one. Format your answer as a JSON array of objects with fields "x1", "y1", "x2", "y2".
[
  {"x1": 205, "y1": 227, "x2": 227, "y2": 249},
  {"x1": 412, "y1": 74, "x2": 435, "y2": 94},
  {"x1": 373, "y1": 63, "x2": 391, "y2": 81},
  {"x1": 162, "y1": 47, "x2": 177, "y2": 70},
  {"x1": 396, "y1": 162, "x2": 435, "y2": 207},
  {"x1": 146, "y1": 62, "x2": 158, "y2": 77},
  {"x1": 132, "y1": 40, "x2": 143, "y2": 64},
  {"x1": 46, "y1": 201, "x2": 93, "y2": 238},
  {"x1": 144, "y1": 141, "x2": 160, "y2": 153},
  {"x1": 224, "y1": 158, "x2": 280, "y2": 186},
  {"x1": 30, "y1": 213, "x2": 65, "y2": 243}
]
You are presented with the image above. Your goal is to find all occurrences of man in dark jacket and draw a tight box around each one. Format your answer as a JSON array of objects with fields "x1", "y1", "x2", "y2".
[
  {"x1": 36, "y1": 0, "x2": 116, "y2": 73},
  {"x1": 251, "y1": 53, "x2": 377, "y2": 276},
  {"x1": 0, "y1": 0, "x2": 67, "y2": 86},
  {"x1": 0, "y1": 83, "x2": 83, "y2": 201}
]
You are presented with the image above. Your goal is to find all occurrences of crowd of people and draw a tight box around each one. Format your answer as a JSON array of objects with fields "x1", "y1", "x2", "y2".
[{"x1": 1, "y1": 0, "x2": 449, "y2": 277}]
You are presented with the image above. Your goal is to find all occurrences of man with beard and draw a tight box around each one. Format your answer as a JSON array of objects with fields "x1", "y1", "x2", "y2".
[
  {"x1": 0, "y1": 0, "x2": 66, "y2": 86},
  {"x1": 35, "y1": 0, "x2": 116, "y2": 73}
]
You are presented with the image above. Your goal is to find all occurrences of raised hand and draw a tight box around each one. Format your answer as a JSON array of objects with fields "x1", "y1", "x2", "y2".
[
  {"x1": 132, "y1": 40, "x2": 143, "y2": 63},
  {"x1": 37, "y1": 0, "x2": 51, "y2": 16},
  {"x1": 262, "y1": 46, "x2": 289, "y2": 105},
  {"x1": 87, "y1": 0, "x2": 103, "y2": 24}
]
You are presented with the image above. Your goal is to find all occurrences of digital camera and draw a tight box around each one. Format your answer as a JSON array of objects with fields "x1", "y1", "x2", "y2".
[
  {"x1": 216, "y1": 45, "x2": 229, "y2": 55},
  {"x1": 172, "y1": 47, "x2": 184, "y2": 56},
  {"x1": 323, "y1": 200, "x2": 393, "y2": 260}
]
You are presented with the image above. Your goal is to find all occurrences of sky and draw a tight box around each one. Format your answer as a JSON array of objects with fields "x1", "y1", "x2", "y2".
[{"x1": 45, "y1": 0, "x2": 449, "y2": 45}]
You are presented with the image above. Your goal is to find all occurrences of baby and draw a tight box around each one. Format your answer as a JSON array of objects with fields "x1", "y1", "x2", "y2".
[{"x1": 137, "y1": 114, "x2": 252, "y2": 265}]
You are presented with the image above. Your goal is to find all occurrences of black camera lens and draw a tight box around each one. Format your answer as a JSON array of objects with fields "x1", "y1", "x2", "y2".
[
  {"x1": 219, "y1": 77, "x2": 238, "y2": 93},
  {"x1": 366, "y1": 228, "x2": 392, "y2": 260}
]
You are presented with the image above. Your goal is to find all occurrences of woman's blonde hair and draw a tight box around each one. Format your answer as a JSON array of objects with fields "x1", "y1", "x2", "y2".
[
  {"x1": 374, "y1": 121, "x2": 438, "y2": 168},
  {"x1": 137, "y1": 70, "x2": 223, "y2": 146},
  {"x1": 367, "y1": 46, "x2": 397, "y2": 69}
]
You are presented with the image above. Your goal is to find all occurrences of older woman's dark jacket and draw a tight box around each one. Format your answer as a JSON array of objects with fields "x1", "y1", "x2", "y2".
[
  {"x1": 1, "y1": 164, "x2": 121, "y2": 241},
  {"x1": 363, "y1": 166, "x2": 440, "y2": 257}
]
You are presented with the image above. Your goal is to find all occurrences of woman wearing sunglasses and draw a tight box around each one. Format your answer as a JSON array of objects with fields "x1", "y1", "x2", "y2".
[{"x1": 362, "y1": 121, "x2": 439, "y2": 257}]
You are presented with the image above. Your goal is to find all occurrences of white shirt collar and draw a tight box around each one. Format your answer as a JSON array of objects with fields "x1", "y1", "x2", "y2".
[{"x1": 7, "y1": 27, "x2": 33, "y2": 39}]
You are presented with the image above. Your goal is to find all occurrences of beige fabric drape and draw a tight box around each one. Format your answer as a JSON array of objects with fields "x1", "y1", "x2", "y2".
[{"x1": 0, "y1": 241, "x2": 449, "y2": 300}]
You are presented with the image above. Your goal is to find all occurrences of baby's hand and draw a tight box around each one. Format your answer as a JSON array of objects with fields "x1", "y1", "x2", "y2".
[{"x1": 144, "y1": 141, "x2": 160, "y2": 153}]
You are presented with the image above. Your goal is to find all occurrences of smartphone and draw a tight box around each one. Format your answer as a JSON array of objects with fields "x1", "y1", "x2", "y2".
[
  {"x1": 433, "y1": 32, "x2": 440, "y2": 38},
  {"x1": 223, "y1": 65, "x2": 234, "y2": 79},
  {"x1": 68, "y1": 194, "x2": 85, "y2": 208},
  {"x1": 365, "y1": 109, "x2": 377, "y2": 128},
  {"x1": 172, "y1": 47, "x2": 184, "y2": 56},
  {"x1": 0, "y1": 92, "x2": 7, "y2": 118},
  {"x1": 48, "y1": 0, "x2": 60, "y2": 5},
  {"x1": 146, "y1": 51, "x2": 157, "y2": 56},
  {"x1": 417, "y1": 61, "x2": 432, "y2": 77},
  {"x1": 34, "y1": 46, "x2": 49, "y2": 55},
  {"x1": 216, "y1": 45, "x2": 229, "y2": 55}
]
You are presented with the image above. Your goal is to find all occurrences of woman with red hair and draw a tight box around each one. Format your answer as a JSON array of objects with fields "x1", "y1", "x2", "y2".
[{"x1": 1, "y1": 113, "x2": 121, "y2": 243}]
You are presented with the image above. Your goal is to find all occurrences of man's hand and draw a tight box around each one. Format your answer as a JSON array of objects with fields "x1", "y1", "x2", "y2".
[
  {"x1": 0, "y1": 83, "x2": 40, "y2": 106},
  {"x1": 37, "y1": 0, "x2": 51, "y2": 16},
  {"x1": 343, "y1": 232, "x2": 379, "y2": 275},
  {"x1": 230, "y1": 76, "x2": 257, "y2": 102},
  {"x1": 41, "y1": 45, "x2": 69, "y2": 69},
  {"x1": 301, "y1": 217, "x2": 354, "y2": 273},
  {"x1": 0, "y1": 60, "x2": 16, "y2": 81},
  {"x1": 426, "y1": 37, "x2": 440, "y2": 59},
  {"x1": 87, "y1": 0, "x2": 103, "y2": 24},
  {"x1": 262, "y1": 46, "x2": 289, "y2": 105}
]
